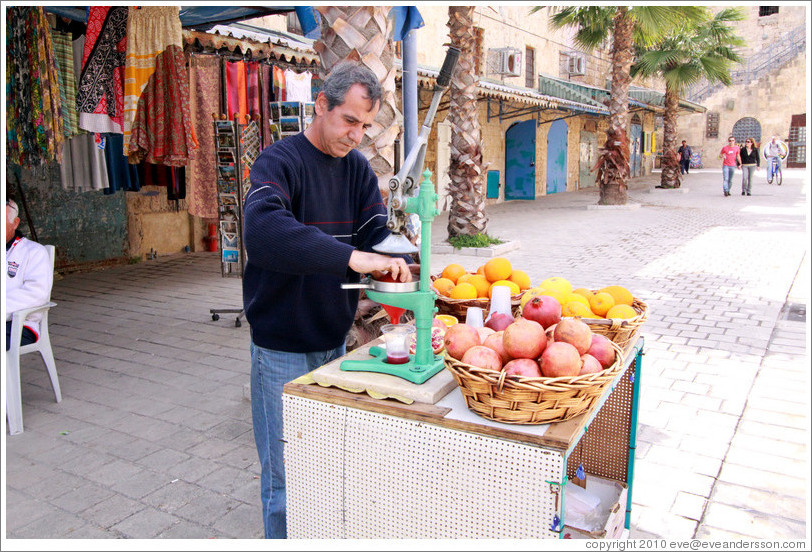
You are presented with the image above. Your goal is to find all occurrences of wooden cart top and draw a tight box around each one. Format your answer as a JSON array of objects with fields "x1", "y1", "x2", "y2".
[{"x1": 284, "y1": 335, "x2": 642, "y2": 452}]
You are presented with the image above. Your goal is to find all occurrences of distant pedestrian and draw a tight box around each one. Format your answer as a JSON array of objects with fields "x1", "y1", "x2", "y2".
[
  {"x1": 677, "y1": 140, "x2": 692, "y2": 175},
  {"x1": 739, "y1": 137, "x2": 760, "y2": 196},
  {"x1": 718, "y1": 136, "x2": 741, "y2": 197},
  {"x1": 763, "y1": 135, "x2": 788, "y2": 184}
]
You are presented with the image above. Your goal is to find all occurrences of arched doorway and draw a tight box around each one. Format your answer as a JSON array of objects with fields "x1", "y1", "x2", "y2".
[
  {"x1": 546, "y1": 119, "x2": 568, "y2": 194},
  {"x1": 732, "y1": 117, "x2": 762, "y2": 145},
  {"x1": 630, "y1": 114, "x2": 642, "y2": 177},
  {"x1": 504, "y1": 120, "x2": 536, "y2": 200}
]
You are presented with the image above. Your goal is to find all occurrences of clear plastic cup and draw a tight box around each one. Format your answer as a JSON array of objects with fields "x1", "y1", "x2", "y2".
[
  {"x1": 488, "y1": 285, "x2": 512, "y2": 319},
  {"x1": 380, "y1": 324, "x2": 415, "y2": 365},
  {"x1": 465, "y1": 306, "x2": 484, "y2": 328}
]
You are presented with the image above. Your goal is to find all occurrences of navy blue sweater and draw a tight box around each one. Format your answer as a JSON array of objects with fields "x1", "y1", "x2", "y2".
[{"x1": 242, "y1": 132, "x2": 392, "y2": 352}]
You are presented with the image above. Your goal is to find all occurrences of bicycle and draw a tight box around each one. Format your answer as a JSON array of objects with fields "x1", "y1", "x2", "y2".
[{"x1": 767, "y1": 156, "x2": 783, "y2": 185}]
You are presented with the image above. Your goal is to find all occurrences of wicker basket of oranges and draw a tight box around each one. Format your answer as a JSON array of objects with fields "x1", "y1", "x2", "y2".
[{"x1": 430, "y1": 258, "x2": 529, "y2": 320}]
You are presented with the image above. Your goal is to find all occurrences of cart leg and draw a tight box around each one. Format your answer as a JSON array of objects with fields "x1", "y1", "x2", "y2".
[{"x1": 625, "y1": 340, "x2": 644, "y2": 529}]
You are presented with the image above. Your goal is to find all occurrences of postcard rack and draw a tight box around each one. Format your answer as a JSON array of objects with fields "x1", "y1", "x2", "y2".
[
  {"x1": 209, "y1": 115, "x2": 253, "y2": 327},
  {"x1": 268, "y1": 101, "x2": 314, "y2": 142}
]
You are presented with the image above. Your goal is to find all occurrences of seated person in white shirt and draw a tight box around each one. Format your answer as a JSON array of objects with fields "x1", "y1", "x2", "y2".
[{"x1": 5, "y1": 198, "x2": 53, "y2": 351}]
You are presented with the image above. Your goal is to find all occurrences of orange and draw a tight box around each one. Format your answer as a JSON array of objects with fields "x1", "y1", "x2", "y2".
[
  {"x1": 476, "y1": 265, "x2": 486, "y2": 276},
  {"x1": 467, "y1": 274, "x2": 492, "y2": 298},
  {"x1": 484, "y1": 257, "x2": 512, "y2": 283},
  {"x1": 433, "y1": 277, "x2": 455, "y2": 297},
  {"x1": 441, "y1": 263, "x2": 467, "y2": 284},
  {"x1": 573, "y1": 288, "x2": 595, "y2": 299},
  {"x1": 589, "y1": 291, "x2": 616, "y2": 317},
  {"x1": 600, "y1": 285, "x2": 634, "y2": 307},
  {"x1": 537, "y1": 287, "x2": 568, "y2": 306},
  {"x1": 564, "y1": 293, "x2": 590, "y2": 308},
  {"x1": 450, "y1": 282, "x2": 478, "y2": 300},
  {"x1": 435, "y1": 314, "x2": 459, "y2": 327},
  {"x1": 605, "y1": 304, "x2": 637, "y2": 320},
  {"x1": 540, "y1": 276, "x2": 573, "y2": 296},
  {"x1": 488, "y1": 280, "x2": 520, "y2": 298},
  {"x1": 456, "y1": 273, "x2": 476, "y2": 285},
  {"x1": 508, "y1": 269, "x2": 532, "y2": 291},
  {"x1": 563, "y1": 301, "x2": 595, "y2": 318}
]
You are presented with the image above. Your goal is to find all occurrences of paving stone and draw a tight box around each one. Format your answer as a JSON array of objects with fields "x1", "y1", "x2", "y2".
[
  {"x1": 702, "y1": 501, "x2": 806, "y2": 539},
  {"x1": 142, "y1": 479, "x2": 206, "y2": 513},
  {"x1": 174, "y1": 489, "x2": 243, "y2": 526},
  {"x1": 156, "y1": 519, "x2": 222, "y2": 539},
  {"x1": 110, "y1": 468, "x2": 174, "y2": 500},
  {"x1": 717, "y1": 464, "x2": 807, "y2": 500},
  {"x1": 11, "y1": 508, "x2": 89, "y2": 539},
  {"x1": 671, "y1": 491, "x2": 707, "y2": 521},
  {"x1": 4, "y1": 490, "x2": 53, "y2": 532},
  {"x1": 109, "y1": 506, "x2": 178, "y2": 538}
]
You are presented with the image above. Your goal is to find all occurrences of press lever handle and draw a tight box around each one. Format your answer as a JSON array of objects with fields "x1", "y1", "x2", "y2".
[{"x1": 436, "y1": 47, "x2": 460, "y2": 88}]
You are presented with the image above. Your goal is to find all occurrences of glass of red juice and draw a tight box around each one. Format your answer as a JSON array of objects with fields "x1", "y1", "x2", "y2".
[{"x1": 380, "y1": 324, "x2": 415, "y2": 365}]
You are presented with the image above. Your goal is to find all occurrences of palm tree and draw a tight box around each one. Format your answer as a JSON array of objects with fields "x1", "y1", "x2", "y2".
[
  {"x1": 314, "y1": 6, "x2": 400, "y2": 188},
  {"x1": 632, "y1": 8, "x2": 745, "y2": 189},
  {"x1": 541, "y1": 6, "x2": 706, "y2": 204},
  {"x1": 446, "y1": 6, "x2": 488, "y2": 238}
]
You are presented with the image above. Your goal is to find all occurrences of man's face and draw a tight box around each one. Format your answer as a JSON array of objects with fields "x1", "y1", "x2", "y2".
[
  {"x1": 310, "y1": 84, "x2": 380, "y2": 158},
  {"x1": 682, "y1": 141, "x2": 686, "y2": 146},
  {"x1": 6, "y1": 205, "x2": 20, "y2": 241}
]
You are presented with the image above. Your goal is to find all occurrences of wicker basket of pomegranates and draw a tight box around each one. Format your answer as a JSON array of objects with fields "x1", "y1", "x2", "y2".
[
  {"x1": 578, "y1": 297, "x2": 648, "y2": 351},
  {"x1": 443, "y1": 316, "x2": 625, "y2": 425}
]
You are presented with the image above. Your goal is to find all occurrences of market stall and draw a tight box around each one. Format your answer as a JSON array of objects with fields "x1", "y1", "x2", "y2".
[{"x1": 282, "y1": 335, "x2": 643, "y2": 539}]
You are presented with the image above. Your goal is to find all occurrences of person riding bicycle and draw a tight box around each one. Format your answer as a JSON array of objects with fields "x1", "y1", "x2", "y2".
[{"x1": 763, "y1": 136, "x2": 788, "y2": 184}]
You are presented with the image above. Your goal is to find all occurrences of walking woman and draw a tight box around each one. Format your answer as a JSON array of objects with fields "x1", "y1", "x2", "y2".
[{"x1": 739, "y1": 137, "x2": 760, "y2": 196}]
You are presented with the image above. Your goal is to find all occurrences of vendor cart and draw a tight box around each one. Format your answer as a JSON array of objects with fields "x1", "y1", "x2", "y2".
[{"x1": 281, "y1": 336, "x2": 644, "y2": 539}]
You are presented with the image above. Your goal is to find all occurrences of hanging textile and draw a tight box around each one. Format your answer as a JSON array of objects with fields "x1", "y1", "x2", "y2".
[
  {"x1": 283, "y1": 69, "x2": 313, "y2": 102},
  {"x1": 51, "y1": 30, "x2": 80, "y2": 138},
  {"x1": 136, "y1": 163, "x2": 186, "y2": 200},
  {"x1": 125, "y1": 6, "x2": 198, "y2": 166},
  {"x1": 102, "y1": 133, "x2": 140, "y2": 195},
  {"x1": 226, "y1": 60, "x2": 249, "y2": 124},
  {"x1": 60, "y1": 34, "x2": 109, "y2": 193},
  {"x1": 186, "y1": 53, "x2": 221, "y2": 219},
  {"x1": 247, "y1": 61, "x2": 261, "y2": 119},
  {"x1": 260, "y1": 63, "x2": 273, "y2": 147},
  {"x1": 5, "y1": 6, "x2": 64, "y2": 167},
  {"x1": 77, "y1": 6, "x2": 128, "y2": 135},
  {"x1": 272, "y1": 65, "x2": 286, "y2": 102}
]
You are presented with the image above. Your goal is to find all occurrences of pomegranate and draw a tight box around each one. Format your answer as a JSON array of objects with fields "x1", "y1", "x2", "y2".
[
  {"x1": 503, "y1": 358, "x2": 542, "y2": 378},
  {"x1": 477, "y1": 326, "x2": 496, "y2": 342},
  {"x1": 461, "y1": 345, "x2": 503, "y2": 372},
  {"x1": 484, "y1": 311, "x2": 514, "y2": 332},
  {"x1": 587, "y1": 333, "x2": 616, "y2": 369},
  {"x1": 553, "y1": 318, "x2": 593, "y2": 355},
  {"x1": 502, "y1": 319, "x2": 547, "y2": 360},
  {"x1": 545, "y1": 323, "x2": 556, "y2": 343},
  {"x1": 522, "y1": 295, "x2": 562, "y2": 329},
  {"x1": 483, "y1": 331, "x2": 511, "y2": 364},
  {"x1": 579, "y1": 353, "x2": 603, "y2": 375},
  {"x1": 443, "y1": 323, "x2": 481, "y2": 360},
  {"x1": 539, "y1": 342, "x2": 581, "y2": 377},
  {"x1": 409, "y1": 327, "x2": 446, "y2": 355}
]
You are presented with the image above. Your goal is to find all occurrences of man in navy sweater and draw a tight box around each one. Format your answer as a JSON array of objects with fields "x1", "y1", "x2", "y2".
[{"x1": 242, "y1": 61, "x2": 411, "y2": 539}]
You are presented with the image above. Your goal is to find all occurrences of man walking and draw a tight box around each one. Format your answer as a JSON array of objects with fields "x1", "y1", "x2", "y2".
[{"x1": 677, "y1": 140, "x2": 693, "y2": 175}]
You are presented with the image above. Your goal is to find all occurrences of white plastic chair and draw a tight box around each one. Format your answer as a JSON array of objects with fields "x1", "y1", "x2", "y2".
[{"x1": 6, "y1": 244, "x2": 61, "y2": 435}]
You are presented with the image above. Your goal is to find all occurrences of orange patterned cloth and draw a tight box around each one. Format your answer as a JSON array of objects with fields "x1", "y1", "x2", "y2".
[{"x1": 125, "y1": 6, "x2": 197, "y2": 166}]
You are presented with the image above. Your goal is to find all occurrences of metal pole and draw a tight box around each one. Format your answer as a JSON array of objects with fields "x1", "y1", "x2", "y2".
[{"x1": 402, "y1": 29, "x2": 418, "y2": 155}]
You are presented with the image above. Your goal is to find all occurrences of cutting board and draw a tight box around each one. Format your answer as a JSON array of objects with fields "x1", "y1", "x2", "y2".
[{"x1": 309, "y1": 339, "x2": 457, "y2": 405}]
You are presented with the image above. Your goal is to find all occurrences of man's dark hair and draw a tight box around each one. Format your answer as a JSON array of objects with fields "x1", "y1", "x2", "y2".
[{"x1": 320, "y1": 61, "x2": 382, "y2": 111}]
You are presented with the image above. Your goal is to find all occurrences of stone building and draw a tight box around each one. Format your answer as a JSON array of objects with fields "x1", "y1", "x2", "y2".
[{"x1": 676, "y1": 5, "x2": 807, "y2": 169}]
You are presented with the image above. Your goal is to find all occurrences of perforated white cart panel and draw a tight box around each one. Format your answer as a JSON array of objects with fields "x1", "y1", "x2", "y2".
[
  {"x1": 283, "y1": 395, "x2": 347, "y2": 539},
  {"x1": 284, "y1": 394, "x2": 564, "y2": 539}
]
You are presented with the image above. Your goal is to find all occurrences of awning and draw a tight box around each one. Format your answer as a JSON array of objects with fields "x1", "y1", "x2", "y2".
[
  {"x1": 43, "y1": 6, "x2": 308, "y2": 31},
  {"x1": 184, "y1": 22, "x2": 319, "y2": 65}
]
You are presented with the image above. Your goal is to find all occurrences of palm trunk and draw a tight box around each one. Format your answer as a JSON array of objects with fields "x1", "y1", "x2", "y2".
[
  {"x1": 659, "y1": 83, "x2": 681, "y2": 188},
  {"x1": 314, "y1": 6, "x2": 399, "y2": 189},
  {"x1": 446, "y1": 6, "x2": 488, "y2": 238},
  {"x1": 596, "y1": 7, "x2": 634, "y2": 205}
]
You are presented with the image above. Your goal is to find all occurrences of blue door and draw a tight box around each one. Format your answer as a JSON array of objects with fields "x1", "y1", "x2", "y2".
[
  {"x1": 546, "y1": 119, "x2": 568, "y2": 194},
  {"x1": 504, "y1": 120, "x2": 536, "y2": 200},
  {"x1": 630, "y1": 123, "x2": 642, "y2": 177}
]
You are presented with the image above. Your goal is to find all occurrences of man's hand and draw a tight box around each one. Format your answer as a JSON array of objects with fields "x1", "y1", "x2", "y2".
[{"x1": 349, "y1": 250, "x2": 412, "y2": 282}]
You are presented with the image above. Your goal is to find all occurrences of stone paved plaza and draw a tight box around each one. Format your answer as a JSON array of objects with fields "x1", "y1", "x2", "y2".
[{"x1": 3, "y1": 168, "x2": 809, "y2": 543}]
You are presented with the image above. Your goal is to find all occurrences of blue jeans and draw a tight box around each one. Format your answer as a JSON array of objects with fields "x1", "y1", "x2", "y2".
[
  {"x1": 722, "y1": 165, "x2": 735, "y2": 193},
  {"x1": 250, "y1": 341, "x2": 346, "y2": 539},
  {"x1": 766, "y1": 157, "x2": 779, "y2": 181}
]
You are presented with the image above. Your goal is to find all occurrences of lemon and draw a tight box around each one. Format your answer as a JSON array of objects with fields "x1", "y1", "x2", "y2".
[
  {"x1": 541, "y1": 276, "x2": 573, "y2": 296},
  {"x1": 605, "y1": 304, "x2": 638, "y2": 319}
]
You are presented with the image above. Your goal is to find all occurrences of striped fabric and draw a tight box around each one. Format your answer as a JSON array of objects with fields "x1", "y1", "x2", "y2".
[{"x1": 51, "y1": 30, "x2": 80, "y2": 138}]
